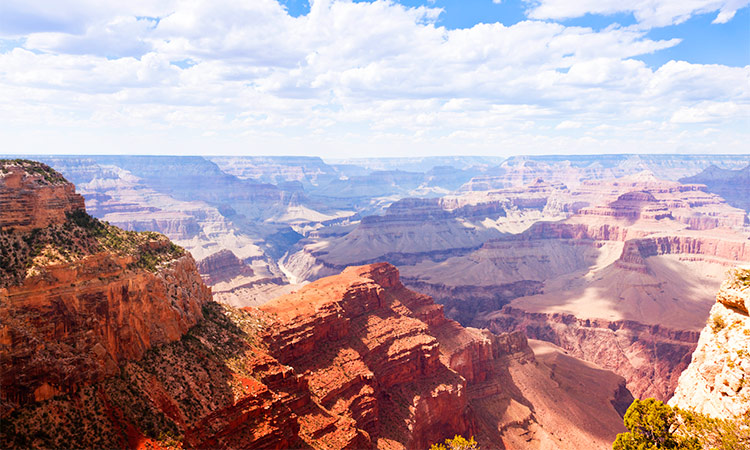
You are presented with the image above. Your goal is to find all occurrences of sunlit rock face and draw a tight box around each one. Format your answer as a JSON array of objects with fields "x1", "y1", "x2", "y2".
[
  {"x1": 669, "y1": 267, "x2": 750, "y2": 419},
  {"x1": 0, "y1": 161, "x2": 85, "y2": 231},
  {"x1": 0, "y1": 160, "x2": 212, "y2": 416},
  {"x1": 1, "y1": 261, "x2": 630, "y2": 449}
]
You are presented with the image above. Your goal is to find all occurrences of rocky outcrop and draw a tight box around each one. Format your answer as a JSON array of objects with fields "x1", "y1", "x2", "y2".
[
  {"x1": 669, "y1": 267, "x2": 750, "y2": 418},
  {"x1": 0, "y1": 160, "x2": 85, "y2": 231},
  {"x1": 0, "y1": 253, "x2": 210, "y2": 413},
  {"x1": 0, "y1": 161, "x2": 212, "y2": 416},
  {"x1": 196, "y1": 249, "x2": 254, "y2": 285},
  {"x1": 258, "y1": 263, "x2": 478, "y2": 449},
  {"x1": 1, "y1": 263, "x2": 631, "y2": 449}
]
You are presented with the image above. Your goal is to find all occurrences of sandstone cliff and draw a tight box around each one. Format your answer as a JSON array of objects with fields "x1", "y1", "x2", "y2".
[
  {"x1": 1, "y1": 262, "x2": 630, "y2": 449},
  {"x1": 0, "y1": 160, "x2": 85, "y2": 231},
  {"x1": 0, "y1": 160, "x2": 212, "y2": 416},
  {"x1": 669, "y1": 267, "x2": 750, "y2": 419}
]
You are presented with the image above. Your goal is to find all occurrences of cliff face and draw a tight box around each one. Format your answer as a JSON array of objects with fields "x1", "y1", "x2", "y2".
[
  {"x1": 1, "y1": 263, "x2": 630, "y2": 449},
  {"x1": 669, "y1": 267, "x2": 750, "y2": 418},
  {"x1": 485, "y1": 306, "x2": 700, "y2": 401},
  {"x1": 196, "y1": 249, "x2": 254, "y2": 285},
  {"x1": 0, "y1": 161, "x2": 85, "y2": 231},
  {"x1": 0, "y1": 160, "x2": 212, "y2": 416},
  {"x1": 259, "y1": 263, "x2": 478, "y2": 449}
]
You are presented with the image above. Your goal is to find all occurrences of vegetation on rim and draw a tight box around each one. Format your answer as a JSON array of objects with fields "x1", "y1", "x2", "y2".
[
  {"x1": 613, "y1": 398, "x2": 750, "y2": 450},
  {"x1": 0, "y1": 159, "x2": 67, "y2": 184},
  {"x1": 0, "y1": 209, "x2": 185, "y2": 287},
  {"x1": 725, "y1": 267, "x2": 750, "y2": 290}
]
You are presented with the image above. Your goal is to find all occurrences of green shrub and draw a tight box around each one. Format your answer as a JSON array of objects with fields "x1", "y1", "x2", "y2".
[{"x1": 613, "y1": 399, "x2": 750, "y2": 450}]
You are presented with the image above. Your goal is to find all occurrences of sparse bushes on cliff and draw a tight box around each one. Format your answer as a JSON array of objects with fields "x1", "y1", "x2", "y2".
[
  {"x1": 0, "y1": 159, "x2": 67, "y2": 184},
  {"x1": 0, "y1": 209, "x2": 185, "y2": 286},
  {"x1": 613, "y1": 398, "x2": 750, "y2": 449},
  {"x1": 711, "y1": 313, "x2": 727, "y2": 333}
]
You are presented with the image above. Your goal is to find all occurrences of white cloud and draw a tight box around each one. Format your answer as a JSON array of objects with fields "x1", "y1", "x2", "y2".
[
  {"x1": 0, "y1": 0, "x2": 176, "y2": 37},
  {"x1": 0, "y1": 0, "x2": 747, "y2": 157},
  {"x1": 670, "y1": 101, "x2": 743, "y2": 123},
  {"x1": 524, "y1": 0, "x2": 750, "y2": 28},
  {"x1": 556, "y1": 120, "x2": 583, "y2": 129}
]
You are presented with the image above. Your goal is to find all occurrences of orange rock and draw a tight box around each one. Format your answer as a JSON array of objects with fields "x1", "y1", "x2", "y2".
[{"x1": 0, "y1": 161, "x2": 85, "y2": 231}]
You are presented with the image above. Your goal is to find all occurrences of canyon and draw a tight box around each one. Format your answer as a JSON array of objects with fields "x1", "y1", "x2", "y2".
[
  {"x1": 3, "y1": 155, "x2": 750, "y2": 449},
  {"x1": 282, "y1": 170, "x2": 750, "y2": 401},
  {"x1": 1, "y1": 160, "x2": 632, "y2": 449}
]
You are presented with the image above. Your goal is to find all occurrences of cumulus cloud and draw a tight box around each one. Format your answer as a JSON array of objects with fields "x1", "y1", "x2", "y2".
[
  {"x1": 0, "y1": 0, "x2": 747, "y2": 156},
  {"x1": 524, "y1": 0, "x2": 750, "y2": 28}
]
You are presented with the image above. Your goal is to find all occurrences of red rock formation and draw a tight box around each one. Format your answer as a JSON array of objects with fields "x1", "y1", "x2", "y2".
[
  {"x1": 1, "y1": 263, "x2": 630, "y2": 450},
  {"x1": 0, "y1": 162, "x2": 212, "y2": 416},
  {"x1": 258, "y1": 263, "x2": 477, "y2": 449},
  {"x1": 0, "y1": 161, "x2": 85, "y2": 231},
  {"x1": 0, "y1": 252, "x2": 210, "y2": 411}
]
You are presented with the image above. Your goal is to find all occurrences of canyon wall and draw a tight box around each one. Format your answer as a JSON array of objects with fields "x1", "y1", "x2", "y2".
[
  {"x1": 669, "y1": 267, "x2": 750, "y2": 418},
  {"x1": 1, "y1": 262, "x2": 631, "y2": 449},
  {"x1": 484, "y1": 306, "x2": 699, "y2": 401},
  {"x1": 0, "y1": 160, "x2": 212, "y2": 415},
  {"x1": 0, "y1": 161, "x2": 85, "y2": 231}
]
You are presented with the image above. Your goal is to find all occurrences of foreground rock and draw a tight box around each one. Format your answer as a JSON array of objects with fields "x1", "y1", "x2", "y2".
[
  {"x1": 0, "y1": 160, "x2": 212, "y2": 416},
  {"x1": 669, "y1": 267, "x2": 750, "y2": 419},
  {"x1": 1, "y1": 262, "x2": 631, "y2": 449}
]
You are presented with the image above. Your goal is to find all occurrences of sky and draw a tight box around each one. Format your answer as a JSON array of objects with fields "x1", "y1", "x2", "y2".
[{"x1": 0, "y1": 0, "x2": 748, "y2": 158}]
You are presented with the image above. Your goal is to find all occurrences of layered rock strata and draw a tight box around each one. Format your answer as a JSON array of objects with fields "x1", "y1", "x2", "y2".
[
  {"x1": 1, "y1": 263, "x2": 631, "y2": 449},
  {"x1": 196, "y1": 249, "x2": 255, "y2": 285},
  {"x1": 0, "y1": 160, "x2": 85, "y2": 231},
  {"x1": 669, "y1": 267, "x2": 750, "y2": 418},
  {"x1": 0, "y1": 160, "x2": 212, "y2": 415},
  {"x1": 408, "y1": 181, "x2": 750, "y2": 401}
]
